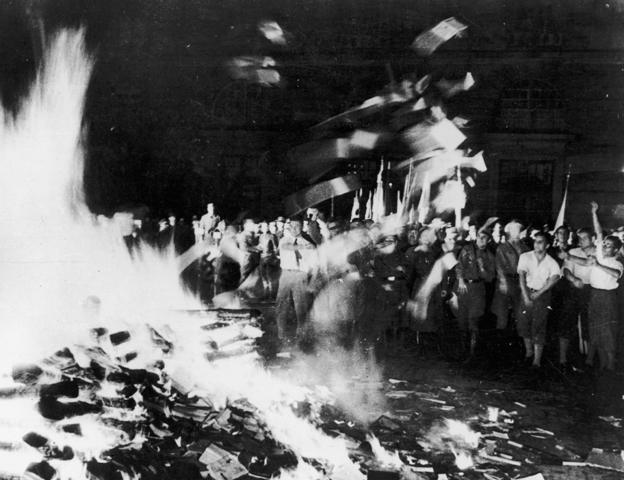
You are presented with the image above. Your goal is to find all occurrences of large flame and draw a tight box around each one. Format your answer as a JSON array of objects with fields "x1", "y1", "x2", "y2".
[
  {"x1": 0, "y1": 29, "x2": 198, "y2": 373},
  {"x1": 0, "y1": 28, "x2": 385, "y2": 480}
]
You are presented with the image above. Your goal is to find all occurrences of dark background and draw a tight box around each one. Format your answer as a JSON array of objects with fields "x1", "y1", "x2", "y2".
[{"x1": 1, "y1": 0, "x2": 623, "y2": 224}]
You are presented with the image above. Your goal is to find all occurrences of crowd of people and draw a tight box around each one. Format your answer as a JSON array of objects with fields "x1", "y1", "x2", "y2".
[{"x1": 123, "y1": 200, "x2": 624, "y2": 376}]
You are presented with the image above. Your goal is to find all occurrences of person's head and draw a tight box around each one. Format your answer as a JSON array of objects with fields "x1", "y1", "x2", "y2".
[
  {"x1": 268, "y1": 221, "x2": 277, "y2": 234},
  {"x1": 167, "y1": 212, "x2": 176, "y2": 226},
  {"x1": 375, "y1": 235, "x2": 398, "y2": 255},
  {"x1": 407, "y1": 227, "x2": 420, "y2": 246},
  {"x1": 603, "y1": 235, "x2": 622, "y2": 258},
  {"x1": 504, "y1": 220, "x2": 523, "y2": 241},
  {"x1": 555, "y1": 225, "x2": 570, "y2": 246},
  {"x1": 529, "y1": 228, "x2": 540, "y2": 241},
  {"x1": 207, "y1": 203, "x2": 215, "y2": 215},
  {"x1": 327, "y1": 219, "x2": 342, "y2": 238},
  {"x1": 242, "y1": 218, "x2": 256, "y2": 233},
  {"x1": 350, "y1": 218, "x2": 364, "y2": 230},
  {"x1": 158, "y1": 218, "x2": 168, "y2": 231},
  {"x1": 418, "y1": 226, "x2": 436, "y2": 247},
  {"x1": 290, "y1": 218, "x2": 303, "y2": 237},
  {"x1": 533, "y1": 231, "x2": 551, "y2": 254},
  {"x1": 276, "y1": 216, "x2": 285, "y2": 231},
  {"x1": 307, "y1": 207, "x2": 319, "y2": 221},
  {"x1": 476, "y1": 229, "x2": 491, "y2": 250},
  {"x1": 492, "y1": 222, "x2": 502, "y2": 243},
  {"x1": 467, "y1": 224, "x2": 477, "y2": 241},
  {"x1": 259, "y1": 221, "x2": 269, "y2": 234},
  {"x1": 576, "y1": 227, "x2": 595, "y2": 250},
  {"x1": 443, "y1": 227, "x2": 458, "y2": 252}
]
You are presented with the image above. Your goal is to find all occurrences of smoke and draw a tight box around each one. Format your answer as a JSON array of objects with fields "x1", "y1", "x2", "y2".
[{"x1": 282, "y1": 346, "x2": 387, "y2": 425}]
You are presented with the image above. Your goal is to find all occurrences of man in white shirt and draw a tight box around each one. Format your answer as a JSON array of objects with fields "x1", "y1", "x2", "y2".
[
  {"x1": 558, "y1": 227, "x2": 596, "y2": 368},
  {"x1": 583, "y1": 202, "x2": 624, "y2": 370},
  {"x1": 517, "y1": 231, "x2": 561, "y2": 368},
  {"x1": 275, "y1": 218, "x2": 317, "y2": 346}
]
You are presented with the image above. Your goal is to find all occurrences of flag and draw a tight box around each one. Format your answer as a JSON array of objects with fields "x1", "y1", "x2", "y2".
[
  {"x1": 554, "y1": 171, "x2": 571, "y2": 230},
  {"x1": 372, "y1": 160, "x2": 386, "y2": 222},
  {"x1": 417, "y1": 172, "x2": 431, "y2": 224},
  {"x1": 351, "y1": 191, "x2": 360, "y2": 220},
  {"x1": 396, "y1": 189, "x2": 403, "y2": 216},
  {"x1": 284, "y1": 174, "x2": 361, "y2": 216}
]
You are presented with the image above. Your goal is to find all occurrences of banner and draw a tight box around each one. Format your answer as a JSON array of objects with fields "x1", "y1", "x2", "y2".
[{"x1": 284, "y1": 174, "x2": 362, "y2": 216}]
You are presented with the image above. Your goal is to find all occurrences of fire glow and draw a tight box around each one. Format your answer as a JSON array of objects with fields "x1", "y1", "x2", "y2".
[{"x1": 0, "y1": 28, "x2": 402, "y2": 480}]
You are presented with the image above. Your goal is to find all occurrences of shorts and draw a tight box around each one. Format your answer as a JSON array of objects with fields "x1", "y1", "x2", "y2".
[{"x1": 516, "y1": 291, "x2": 551, "y2": 345}]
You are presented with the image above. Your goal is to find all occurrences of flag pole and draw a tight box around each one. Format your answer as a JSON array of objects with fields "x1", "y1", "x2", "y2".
[
  {"x1": 455, "y1": 165, "x2": 462, "y2": 231},
  {"x1": 554, "y1": 164, "x2": 571, "y2": 231}
]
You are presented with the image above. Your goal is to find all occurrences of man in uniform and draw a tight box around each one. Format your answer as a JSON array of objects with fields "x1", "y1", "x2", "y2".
[
  {"x1": 455, "y1": 229, "x2": 496, "y2": 358},
  {"x1": 492, "y1": 221, "x2": 530, "y2": 338}
]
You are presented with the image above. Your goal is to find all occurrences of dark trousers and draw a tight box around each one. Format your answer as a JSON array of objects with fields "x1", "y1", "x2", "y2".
[{"x1": 275, "y1": 270, "x2": 310, "y2": 340}]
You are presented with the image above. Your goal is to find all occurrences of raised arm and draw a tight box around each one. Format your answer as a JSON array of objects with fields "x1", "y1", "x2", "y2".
[{"x1": 591, "y1": 201, "x2": 603, "y2": 242}]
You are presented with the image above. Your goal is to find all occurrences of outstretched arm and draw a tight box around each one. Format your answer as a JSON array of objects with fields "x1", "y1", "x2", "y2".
[{"x1": 591, "y1": 201, "x2": 603, "y2": 243}]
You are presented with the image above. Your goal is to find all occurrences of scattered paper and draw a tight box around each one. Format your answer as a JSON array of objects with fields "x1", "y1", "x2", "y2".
[{"x1": 411, "y1": 17, "x2": 468, "y2": 56}]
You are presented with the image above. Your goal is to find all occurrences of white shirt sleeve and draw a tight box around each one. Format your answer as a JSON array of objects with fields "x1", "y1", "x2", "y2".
[
  {"x1": 549, "y1": 257, "x2": 562, "y2": 278},
  {"x1": 517, "y1": 252, "x2": 528, "y2": 274},
  {"x1": 606, "y1": 257, "x2": 624, "y2": 278}
]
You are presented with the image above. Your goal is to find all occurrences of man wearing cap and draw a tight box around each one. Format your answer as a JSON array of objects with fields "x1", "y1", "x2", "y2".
[
  {"x1": 455, "y1": 229, "x2": 496, "y2": 358},
  {"x1": 491, "y1": 221, "x2": 530, "y2": 335},
  {"x1": 517, "y1": 231, "x2": 561, "y2": 368},
  {"x1": 200, "y1": 203, "x2": 220, "y2": 241},
  {"x1": 372, "y1": 234, "x2": 408, "y2": 349},
  {"x1": 275, "y1": 218, "x2": 317, "y2": 346}
]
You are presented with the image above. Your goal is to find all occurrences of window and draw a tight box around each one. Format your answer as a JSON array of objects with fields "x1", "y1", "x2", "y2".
[
  {"x1": 498, "y1": 82, "x2": 565, "y2": 131},
  {"x1": 499, "y1": 158, "x2": 553, "y2": 190}
]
